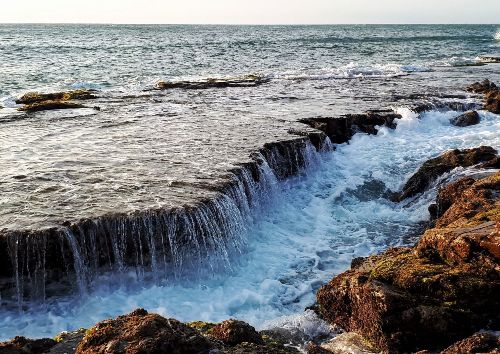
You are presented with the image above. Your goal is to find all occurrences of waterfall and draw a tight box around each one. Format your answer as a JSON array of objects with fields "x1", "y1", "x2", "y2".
[{"x1": 0, "y1": 134, "x2": 332, "y2": 309}]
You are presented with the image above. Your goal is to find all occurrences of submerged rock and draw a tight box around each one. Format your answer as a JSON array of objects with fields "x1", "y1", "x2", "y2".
[
  {"x1": 0, "y1": 336, "x2": 56, "y2": 354},
  {"x1": 397, "y1": 146, "x2": 498, "y2": 201},
  {"x1": 75, "y1": 308, "x2": 213, "y2": 354},
  {"x1": 449, "y1": 110, "x2": 480, "y2": 127},
  {"x1": 15, "y1": 90, "x2": 96, "y2": 105},
  {"x1": 317, "y1": 167, "x2": 500, "y2": 352},
  {"x1": 155, "y1": 74, "x2": 270, "y2": 90}
]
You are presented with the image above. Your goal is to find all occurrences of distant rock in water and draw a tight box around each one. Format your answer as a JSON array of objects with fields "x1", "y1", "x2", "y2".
[
  {"x1": 317, "y1": 166, "x2": 500, "y2": 352},
  {"x1": 478, "y1": 55, "x2": 500, "y2": 64},
  {"x1": 16, "y1": 89, "x2": 97, "y2": 113},
  {"x1": 18, "y1": 100, "x2": 86, "y2": 113},
  {"x1": 397, "y1": 146, "x2": 498, "y2": 201},
  {"x1": 15, "y1": 89, "x2": 96, "y2": 105},
  {"x1": 155, "y1": 74, "x2": 270, "y2": 90},
  {"x1": 449, "y1": 110, "x2": 480, "y2": 127}
]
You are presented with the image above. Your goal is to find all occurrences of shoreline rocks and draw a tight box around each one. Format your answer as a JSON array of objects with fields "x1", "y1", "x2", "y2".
[
  {"x1": 155, "y1": 74, "x2": 270, "y2": 90},
  {"x1": 316, "y1": 151, "x2": 500, "y2": 352},
  {"x1": 467, "y1": 79, "x2": 500, "y2": 114},
  {"x1": 15, "y1": 89, "x2": 97, "y2": 113},
  {"x1": 449, "y1": 110, "x2": 480, "y2": 127}
]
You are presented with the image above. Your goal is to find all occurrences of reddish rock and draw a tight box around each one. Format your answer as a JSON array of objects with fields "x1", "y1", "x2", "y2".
[
  {"x1": 75, "y1": 308, "x2": 213, "y2": 354},
  {"x1": 398, "y1": 146, "x2": 498, "y2": 200},
  {"x1": 467, "y1": 79, "x2": 497, "y2": 93},
  {"x1": 208, "y1": 319, "x2": 264, "y2": 346},
  {"x1": 317, "y1": 171, "x2": 500, "y2": 353},
  {"x1": 442, "y1": 331, "x2": 500, "y2": 354},
  {"x1": 466, "y1": 80, "x2": 500, "y2": 114},
  {"x1": 15, "y1": 90, "x2": 96, "y2": 105},
  {"x1": 449, "y1": 111, "x2": 480, "y2": 127},
  {"x1": 18, "y1": 100, "x2": 86, "y2": 113}
]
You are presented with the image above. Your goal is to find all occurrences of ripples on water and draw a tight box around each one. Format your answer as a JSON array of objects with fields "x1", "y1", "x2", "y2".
[{"x1": 0, "y1": 24, "x2": 499, "y2": 340}]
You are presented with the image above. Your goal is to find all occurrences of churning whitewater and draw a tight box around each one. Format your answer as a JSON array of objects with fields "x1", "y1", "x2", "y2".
[{"x1": 0, "y1": 107, "x2": 499, "y2": 340}]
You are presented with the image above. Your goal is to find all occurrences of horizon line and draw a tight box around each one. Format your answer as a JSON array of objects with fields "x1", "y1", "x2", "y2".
[{"x1": 0, "y1": 22, "x2": 499, "y2": 26}]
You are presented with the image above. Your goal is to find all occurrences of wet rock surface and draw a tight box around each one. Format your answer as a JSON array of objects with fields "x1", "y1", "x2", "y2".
[
  {"x1": 449, "y1": 110, "x2": 480, "y2": 127},
  {"x1": 300, "y1": 110, "x2": 400, "y2": 144},
  {"x1": 155, "y1": 74, "x2": 270, "y2": 90},
  {"x1": 317, "y1": 155, "x2": 500, "y2": 352},
  {"x1": 467, "y1": 79, "x2": 500, "y2": 114},
  {"x1": 15, "y1": 89, "x2": 96, "y2": 112},
  {"x1": 307, "y1": 332, "x2": 378, "y2": 354},
  {"x1": 207, "y1": 319, "x2": 264, "y2": 346},
  {"x1": 397, "y1": 146, "x2": 498, "y2": 201}
]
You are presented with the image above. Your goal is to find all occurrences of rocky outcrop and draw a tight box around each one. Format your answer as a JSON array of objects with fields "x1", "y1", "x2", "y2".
[
  {"x1": 75, "y1": 309, "x2": 213, "y2": 354},
  {"x1": 307, "y1": 332, "x2": 378, "y2": 354},
  {"x1": 449, "y1": 110, "x2": 480, "y2": 127},
  {"x1": 207, "y1": 320, "x2": 264, "y2": 346},
  {"x1": 15, "y1": 90, "x2": 96, "y2": 105},
  {"x1": 397, "y1": 146, "x2": 498, "y2": 201},
  {"x1": 68, "y1": 309, "x2": 299, "y2": 354},
  {"x1": 15, "y1": 89, "x2": 96, "y2": 113},
  {"x1": 155, "y1": 74, "x2": 270, "y2": 90},
  {"x1": 317, "y1": 160, "x2": 500, "y2": 352},
  {"x1": 300, "y1": 110, "x2": 400, "y2": 144},
  {"x1": 467, "y1": 79, "x2": 500, "y2": 114},
  {"x1": 442, "y1": 331, "x2": 500, "y2": 354},
  {"x1": 0, "y1": 336, "x2": 56, "y2": 354}
]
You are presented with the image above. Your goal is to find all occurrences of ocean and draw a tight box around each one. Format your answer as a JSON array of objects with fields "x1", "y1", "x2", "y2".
[{"x1": 0, "y1": 24, "x2": 499, "y2": 341}]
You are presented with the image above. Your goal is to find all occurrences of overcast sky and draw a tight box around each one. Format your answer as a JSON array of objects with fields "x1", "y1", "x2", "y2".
[{"x1": 1, "y1": 0, "x2": 499, "y2": 24}]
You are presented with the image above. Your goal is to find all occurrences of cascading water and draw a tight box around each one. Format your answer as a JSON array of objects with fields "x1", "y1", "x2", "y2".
[{"x1": 1, "y1": 135, "x2": 331, "y2": 313}]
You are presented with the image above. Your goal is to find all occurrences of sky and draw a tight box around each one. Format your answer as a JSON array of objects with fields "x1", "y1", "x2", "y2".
[{"x1": 0, "y1": 0, "x2": 499, "y2": 24}]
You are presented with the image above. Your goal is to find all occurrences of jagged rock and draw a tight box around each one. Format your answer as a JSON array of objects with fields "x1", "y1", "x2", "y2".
[
  {"x1": 442, "y1": 331, "x2": 500, "y2": 354},
  {"x1": 15, "y1": 90, "x2": 96, "y2": 104},
  {"x1": 300, "y1": 111, "x2": 400, "y2": 144},
  {"x1": 48, "y1": 329, "x2": 86, "y2": 354},
  {"x1": 467, "y1": 79, "x2": 497, "y2": 94},
  {"x1": 449, "y1": 111, "x2": 480, "y2": 127},
  {"x1": 0, "y1": 336, "x2": 56, "y2": 354},
  {"x1": 18, "y1": 100, "x2": 86, "y2": 113},
  {"x1": 155, "y1": 74, "x2": 270, "y2": 90},
  {"x1": 397, "y1": 146, "x2": 498, "y2": 201},
  {"x1": 75, "y1": 308, "x2": 213, "y2": 354},
  {"x1": 466, "y1": 80, "x2": 500, "y2": 114},
  {"x1": 317, "y1": 171, "x2": 500, "y2": 352},
  {"x1": 208, "y1": 319, "x2": 264, "y2": 346}
]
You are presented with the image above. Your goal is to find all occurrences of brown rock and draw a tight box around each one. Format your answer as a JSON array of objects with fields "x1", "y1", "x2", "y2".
[
  {"x1": 18, "y1": 100, "x2": 86, "y2": 113},
  {"x1": 208, "y1": 319, "x2": 264, "y2": 346},
  {"x1": 15, "y1": 90, "x2": 96, "y2": 104},
  {"x1": 449, "y1": 111, "x2": 480, "y2": 127},
  {"x1": 75, "y1": 308, "x2": 213, "y2": 354},
  {"x1": 442, "y1": 331, "x2": 500, "y2": 354},
  {"x1": 219, "y1": 342, "x2": 299, "y2": 353},
  {"x1": 398, "y1": 146, "x2": 498, "y2": 200},
  {"x1": 467, "y1": 79, "x2": 497, "y2": 93},
  {"x1": 0, "y1": 336, "x2": 56, "y2": 354},
  {"x1": 317, "y1": 171, "x2": 500, "y2": 352}
]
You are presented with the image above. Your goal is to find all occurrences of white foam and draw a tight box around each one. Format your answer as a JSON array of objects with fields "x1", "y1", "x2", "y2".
[
  {"x1": 0, "y1": 108, "x2": 499, "y2": 341},
  {"x1": 495, "y1": 29, "x2": 500, "y2": 41},
  {"x1": 276, "y1": 62, "x2": 431, "y2": 81}
]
